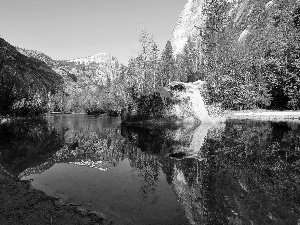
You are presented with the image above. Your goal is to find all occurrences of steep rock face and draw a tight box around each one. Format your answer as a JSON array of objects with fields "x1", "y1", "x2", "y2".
[
  {"x1": 170, "y1": 0, "x2": 205, "y2": 54},
  {"x1": 170, "y1": 0, "x2": 300, "y2": 54}
]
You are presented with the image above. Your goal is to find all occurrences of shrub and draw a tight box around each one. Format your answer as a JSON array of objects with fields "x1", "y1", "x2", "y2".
[{"x1": 11, "y1": 93, "x2": 48, "y2": 117}]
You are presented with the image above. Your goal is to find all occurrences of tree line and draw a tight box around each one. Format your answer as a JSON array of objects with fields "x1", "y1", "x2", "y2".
[
  {"x1": 1, "y1": 0, "x2": 300, "y2": 118},
  {"x1": 105, "y1": 0, "x2": 300, "y2": 114}
]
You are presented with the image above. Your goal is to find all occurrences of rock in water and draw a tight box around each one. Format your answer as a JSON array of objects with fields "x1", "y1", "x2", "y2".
[
  {"x1": 122, "y1": 80, "x2": 214, "y2": 125},
  {"x1": 162, "y1": 80, "x2": 211, "y2": 123}
]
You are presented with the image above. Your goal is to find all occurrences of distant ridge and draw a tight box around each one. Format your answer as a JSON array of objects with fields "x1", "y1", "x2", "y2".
[
  {"x1": 16, "y1": 46, "x2": 120, "y2": 87},
  {"x1": 0, "y1": 38, "x2": 63, "y2": 93},
  {"x1": 68, "y1": 52, "x2": 118, "y2": 67},
  {"x1": 16, "y1": 47, "x2": 59, "y2": 68}
]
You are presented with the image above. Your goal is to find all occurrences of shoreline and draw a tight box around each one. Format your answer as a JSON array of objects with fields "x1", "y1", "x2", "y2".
[
  {"x1": 123, "y1": 110, "x2": 300, "y2": 126},
  {"x1": 0, "y1": 167, "x2": 113, "y2": 225},
  {"x1": 2, "y1": 110, "x2": 300, "y2": 126},
  {"x1": 1, "y1": 110, "x2": 300, "y2": 224},
  {"x1": 225, "y1": 110, "x2": 300, "y2": 123}
]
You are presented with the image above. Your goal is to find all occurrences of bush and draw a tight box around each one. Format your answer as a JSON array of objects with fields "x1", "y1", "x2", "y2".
[
  {"x1": 136, "y1": 93, "x2": 168, "y2": 119},
  {"x1": 11, "y1": 93, "x2": 48, "y2": 117}
]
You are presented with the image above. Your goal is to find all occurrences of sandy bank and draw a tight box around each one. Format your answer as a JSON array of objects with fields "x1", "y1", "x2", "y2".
[
  {"x1": 226, "y1": 110, "x2": 300, "y2": 122},
  {"x1": 123, "y1": 110, "x2": 300, "y2": 126}
]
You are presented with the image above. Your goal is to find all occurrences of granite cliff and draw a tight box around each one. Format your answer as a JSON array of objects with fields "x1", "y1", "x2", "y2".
[
  {"x1": 170, "y1": 0, "x2": 300, "y2": 55},
  {"x1": 170, "y1": 0, "x2": 205, "y2": 55}
]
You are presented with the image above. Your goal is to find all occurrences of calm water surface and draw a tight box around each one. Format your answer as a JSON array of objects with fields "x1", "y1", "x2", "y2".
[{"x1": 1, "y1": 114, "x2": 300, "y2": 225}]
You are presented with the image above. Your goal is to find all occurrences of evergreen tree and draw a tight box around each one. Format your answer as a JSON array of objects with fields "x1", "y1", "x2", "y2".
[
  {"x1": 160, "y1": 40, "x2": 176, "y2": 85},
  {"x1": 178, "y1": 37, "x2": 203, "y2": 82}
]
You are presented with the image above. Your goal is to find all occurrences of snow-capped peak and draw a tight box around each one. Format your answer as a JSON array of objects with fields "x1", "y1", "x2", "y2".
[{"x1": 67, "y1": 53, "x2": 115, "y2": 65}]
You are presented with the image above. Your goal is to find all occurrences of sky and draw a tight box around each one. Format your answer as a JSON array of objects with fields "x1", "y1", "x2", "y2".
[{"x1": 0, "y1": 0, "x2": 186, "y2": 65}]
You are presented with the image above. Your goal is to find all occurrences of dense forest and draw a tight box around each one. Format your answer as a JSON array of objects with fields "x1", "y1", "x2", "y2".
[{"x1": 1, "y1": 0, "x2": 300, "y2": 118}]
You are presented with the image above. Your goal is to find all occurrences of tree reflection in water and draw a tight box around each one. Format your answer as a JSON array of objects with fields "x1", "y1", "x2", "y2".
[
  {"x1": 0, "y1": 118, "x2": 63, "y2": 175},
  {"x1": 1, "y1": 115, "x2": 300, "y2": 225},
  {"x1": 124, "y1": 121, "x2": 300, "y2": 225}
]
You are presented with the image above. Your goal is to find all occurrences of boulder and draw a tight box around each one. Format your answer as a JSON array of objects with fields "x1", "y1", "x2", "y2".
[
  {"x1": 122, "y1": 80, "x2": 224, "y2": 125},
  {"x1": 162, "y1": 80, "x2": 211, "y2": 123}
]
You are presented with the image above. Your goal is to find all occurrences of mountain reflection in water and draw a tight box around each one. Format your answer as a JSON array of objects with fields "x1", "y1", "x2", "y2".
[{"x1": 0, "y1": 115, "x2": 300, "y2": 225}]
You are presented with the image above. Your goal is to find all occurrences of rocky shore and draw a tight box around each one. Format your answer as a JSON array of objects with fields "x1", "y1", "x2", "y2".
[{"x1": 0, "y1": 167, "x2": 113, "y2": 225}]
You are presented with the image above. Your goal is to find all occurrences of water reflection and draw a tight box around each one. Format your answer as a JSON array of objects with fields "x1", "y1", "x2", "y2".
[
  {"x1": 0, "y1": 118, "x2": 63, "y2": 175},
  {"x1": 0, "y1": 116, "x2": 300, "y2": 224},
  {"x1": 122, "y1": 122, "x2": 225, "y2": 160}
]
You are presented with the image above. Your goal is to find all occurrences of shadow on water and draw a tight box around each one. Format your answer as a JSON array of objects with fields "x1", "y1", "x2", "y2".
[
  {"x1": 1, "y1": 115, "x2": 300, "y2": 224},
  {"x1": 0, "y1": 118, "x2": 63, "y2": 175}
]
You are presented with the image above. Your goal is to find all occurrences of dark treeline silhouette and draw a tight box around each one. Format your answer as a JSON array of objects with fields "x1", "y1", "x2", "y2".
[{"x1": 0, "y1": 118, "x2": 63, "y2": 175}]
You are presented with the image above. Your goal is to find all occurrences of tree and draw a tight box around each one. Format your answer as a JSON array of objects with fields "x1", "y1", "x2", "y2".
[
  {"x1": 126, "y1": 28, "x2": 160, "y2": 96},
  {"x1": 160, "y1": 40, "x2": 176, "y2": 85},
  {"x1": 246, "y1": 0, "x2": 300, "y2": 109},
  {"x1": 177, "y1": 36, "x2": 203, "y2": 82}
]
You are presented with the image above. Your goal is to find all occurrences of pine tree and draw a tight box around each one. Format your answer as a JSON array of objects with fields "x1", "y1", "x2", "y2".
[
  {"x1": 179, "y1": 37, "x2": 204, "y2": 82},
  {"x1": 160, "y1": 40, "x2": 176, "y2": 85}
]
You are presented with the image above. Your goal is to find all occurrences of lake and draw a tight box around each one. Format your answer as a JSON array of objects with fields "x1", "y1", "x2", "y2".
[{"x1": 1, "y1": 114, "x2": 300, "y2": 225}]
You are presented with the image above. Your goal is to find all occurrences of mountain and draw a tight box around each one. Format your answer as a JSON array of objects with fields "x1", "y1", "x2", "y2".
[
  {"x1": 170, "y1": 0, "x2": 300, "y2": 55},
  {"x1": 67, "y1": 53, "x2": 118, "y2": 68},
  {"x1": 18, "y1": 48, "x2": 119, "y2": 87},
  {"x1": 16, "y1": 47, "x2": 60, "y2": 68},
  {"x1": 17, "y1": 47, "x2": 120, "y2": 113},
  {"x1": 0, "y1": 38, "x2": 63, "y2": 92},
  {"x1": 170, "y1": 0, "x2": 205, "y2": 55},
  {"x1": 0, "y1": 38, "x2": 63, "y2": 114},
  {"x1": 65, "y1": 53, "x2": 119, "y2": 85}
]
